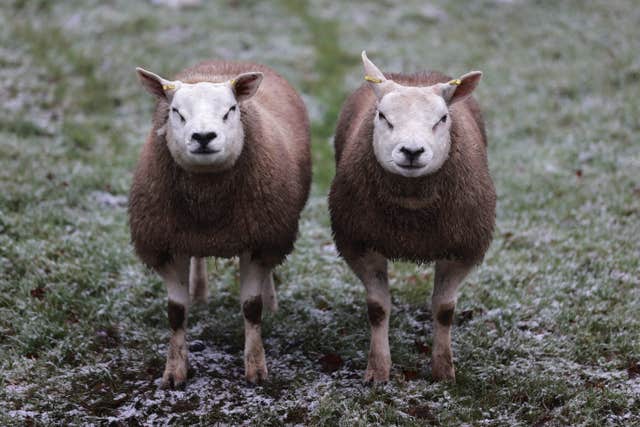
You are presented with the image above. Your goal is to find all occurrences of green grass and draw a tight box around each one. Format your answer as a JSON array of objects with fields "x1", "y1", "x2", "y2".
[{"x1": 1, "y1": 0, "x2": 639, "y2": 425}]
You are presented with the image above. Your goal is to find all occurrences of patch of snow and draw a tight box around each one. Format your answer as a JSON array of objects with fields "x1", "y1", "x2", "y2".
[
  {"x1": 90, "y1": 191, "x2": 128, "y2": 208},
  {"x1": 8, "y1": 410, "x2": 40, "y2": 419},
  {"x1": 149, "y1": 0, "x2": 202, "y2": 9},
  {"x1": 417, "y1": 5, "x2": 448, "y2": 22}
]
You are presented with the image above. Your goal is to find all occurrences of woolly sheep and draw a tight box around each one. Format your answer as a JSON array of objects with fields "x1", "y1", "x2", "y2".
[
  {"x1": 329, "y1": 52, "x2": 496, "y2": 382},
  {"x1": 130, "y1": 61, "x2": 311, "y2": 387}
]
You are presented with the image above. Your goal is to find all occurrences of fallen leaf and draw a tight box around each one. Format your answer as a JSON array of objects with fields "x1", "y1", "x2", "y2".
[
  {"x1": 65, "y1": 312, "x2": 79, "y2": 324},
  {"x1": 94, "y1": 326, "x2": 120, "y2": 348},
  {"x1": 407, "y1": 405, "x2": 434, "y2": 420},
  {"x1": 30, "y1": 287, "x2": 46, "y2": 300},
  {"x1": 403, "y1": 369, "x2": 419, "y2": 381},
  {"x1": 414, "y1": 339, "x2": 431, "y2": 355},
  {"x1": 457, "y1": 309, "x2": 474, "y2": 324},
  {"x1": 584, "y1": 379, "x2": 605, "y2": 389},
  {"x1": 189, "y1": 340, "x2": 205, "y2": 352},
  {"x1": 319, "y1": 353, "x2": 343, "y2": 373},
  {"x1": 533, "y1": 413, "x2": 554, "y2": 427}
]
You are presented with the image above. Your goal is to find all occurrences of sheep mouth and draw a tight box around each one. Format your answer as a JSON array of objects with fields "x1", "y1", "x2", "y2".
[
  {"x1": 397, "y1": 163, "x2": 425, "y2": 170},
  {"x1": 190, "y1": 148, "x2": 221, "y2": 155}
]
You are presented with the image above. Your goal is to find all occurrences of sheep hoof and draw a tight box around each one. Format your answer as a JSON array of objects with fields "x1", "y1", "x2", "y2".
[
  {"x1": 363, "y1": 368, "x2": 390, "y2": 383},
  {"x1": 244, "y1": 342, "x2": 267, "y2": 384},
  {"x1": 161, "y1": 370, "x2": 187, "y2": 390},
  {"x1": 364, "y1": 354, "x2": 391, "y2": 383},
  {"x1": 245, "y1": 363, "x2": 268, "y2": 384},
  {"x1": 161, "y1": 358, "x2": 188, "y2": 389},
  {"x1": 431, "y1": 357, "x2": 456, "y2": 382}
]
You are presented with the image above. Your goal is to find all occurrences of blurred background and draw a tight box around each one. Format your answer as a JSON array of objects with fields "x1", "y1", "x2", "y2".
[{"x1": 1, "y1": 0, "x2": 638, "y2": 425}]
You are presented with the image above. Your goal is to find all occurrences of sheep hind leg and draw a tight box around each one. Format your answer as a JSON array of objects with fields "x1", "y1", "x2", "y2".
[
  {"x1": 261, "y1": 272, "x2": 278, "y2": 312},
  {"x1": 240, "y1": 252, "x2": 272, "y2": 383},
  {"x1": 158, "y1": 255, "x2": 191, "y2": 389},
  {"x1": 431, "y1": 259, "x2": 474, "y2": 382},
  {"x1": 347, "y1": 251, "x2": 391, "y2": 383},
  {"x1": 189, "y1": 257, "x2": 208, "y2": 304}
]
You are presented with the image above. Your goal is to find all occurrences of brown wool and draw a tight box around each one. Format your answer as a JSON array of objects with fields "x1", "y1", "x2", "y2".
[
  {"x1": 129, "y1": 61, "x2": 311, "y2": 269},
  {"x1": 329, "y1": 71, "x2": 496, "y2": 265}
]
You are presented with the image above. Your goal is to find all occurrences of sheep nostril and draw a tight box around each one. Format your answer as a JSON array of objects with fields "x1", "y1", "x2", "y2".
[
  {"x1": 399, "y1": 146, "x2": 425, "y2": 162},
  {"x1": 191, "y1": 132, "x2": 218, "y2": 146}
]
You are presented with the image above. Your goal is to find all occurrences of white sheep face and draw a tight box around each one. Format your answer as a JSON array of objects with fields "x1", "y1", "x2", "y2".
[
  {"x1": 136, "y1": 67, "x2": 263, "y2": 173},
  {"x1": 166, "y1": 82, "x2": 243, "y2": 173},
  {"x1": 373, "y1": 87, "x2": 452, "y2": 178},
  {"x1": 361, "y1": 51, "x2": 482, "y2": 178}
]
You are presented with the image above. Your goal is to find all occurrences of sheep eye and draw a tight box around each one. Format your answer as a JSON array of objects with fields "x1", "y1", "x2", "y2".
[
  {"x1": 378, "y1": 111, "x2": 393, "y2": 129},
  {"x1": 172, "y1": 107, "x2": 185, "y2": 123},
  {"x1": 223, "y1": 105, "x2": 237, "y2": 121},
  {"x1": 433, "y1": 114, "x2": 447, "y2": 131}
]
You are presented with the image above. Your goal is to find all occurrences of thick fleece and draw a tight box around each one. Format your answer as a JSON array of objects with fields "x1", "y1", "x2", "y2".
[
  {"x1": 329, "y1": 71, "x2": 495, "y2": 265},
  {"x1": 129, "y1": 61, "x2": 311, "y2": 269}
]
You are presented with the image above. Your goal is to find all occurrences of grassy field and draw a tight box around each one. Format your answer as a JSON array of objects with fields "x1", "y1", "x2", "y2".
[{"x1": 1, "y1": 0, "x2": 639, "y2": 425}]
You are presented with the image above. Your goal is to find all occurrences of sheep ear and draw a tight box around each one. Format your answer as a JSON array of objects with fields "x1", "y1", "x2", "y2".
[
  {"x1": 437, "y1": 71, "x2": 482, "y2": 105},
  {"x1": 135, "y1": 67, "x2": 181, "y2": 100},
  {"x1": 361, "y1": 51, "x2": 394, "y2": 99},
  {"x1": 231, "y1": 72, "x2": 263, "y2": 102}
]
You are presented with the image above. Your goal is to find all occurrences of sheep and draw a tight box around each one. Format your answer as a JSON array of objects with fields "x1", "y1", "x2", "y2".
[
  {"x1": 328, "y1": 52, "x2": 496, "y2": 382},
  {"x1": 129, "y1": 60, "x2": 311, "y2": 388}
]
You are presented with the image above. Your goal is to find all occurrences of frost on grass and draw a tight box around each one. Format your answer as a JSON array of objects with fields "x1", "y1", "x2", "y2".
[
  {"x1": 90, "y1": 191, "x2": 128, "y2": 208},
  {"x1": 3, "y1": 197, "x2": 636, "y2": 425},
  {"x1": 0, "y1": 197, "x2": 451, "y2": 425},
  {"x1": 1, "y1": 0, "x2": 640, "y2": 425}
]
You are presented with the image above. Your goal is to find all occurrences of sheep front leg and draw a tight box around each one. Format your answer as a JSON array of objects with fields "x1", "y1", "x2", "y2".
[
  {"x1": 431, "y1": 259, "x2": 473, "y2": 382},
  {"x1": 240, "y1": 253, "x2": 272, "y2": 383},
  {"x1": 189, "y1": 257, "x2": 208, "y2": 304},
  {"x1": 158, "y1": 255, "x2": 191, "y2": 389},
  {"x1": 347, "y1": 251, "x2": 391, "y2": 382}
]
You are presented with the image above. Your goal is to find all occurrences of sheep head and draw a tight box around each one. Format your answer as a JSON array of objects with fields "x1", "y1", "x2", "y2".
[
  {"x1": 362, "y1": 51, "x2": 482, "y2": 178},
  {"x1": 136, "y1": 67, "x2": 263, "y2": 173}
]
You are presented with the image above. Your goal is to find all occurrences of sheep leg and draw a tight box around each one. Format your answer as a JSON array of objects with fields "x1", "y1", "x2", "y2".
[
  {"x1": 261, "y1": 272, "x2": 278, "y2": 312},
  {"x1": 431, "y1": 259, "x2": 473, "y2": 382},
  {"x1": 347, "y1": 251, "x2": 391, "y2": 382},
  {"x1": 240, "y1": 252, "x2": 271, "y2": 383},
  {"x1": 158, "y1": 255, "x2": 191, "y2": 389},
  {"x1": 189, "y1": 257, "x2": 208, "y2": 304}
]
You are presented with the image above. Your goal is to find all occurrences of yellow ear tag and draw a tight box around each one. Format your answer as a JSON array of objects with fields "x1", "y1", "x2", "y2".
[
  {"x1": 229, "y1": 78, "x2": 236, "y2": 86},
  {"x1": 364, "y1": 75, "x2": 383, "y2": 84},
  {"x1": 448, "y1": 79, "x2": 461, "y2": 86},
  {"x1": 162, "y1": 84, "x2": 175, "y2": 91}
]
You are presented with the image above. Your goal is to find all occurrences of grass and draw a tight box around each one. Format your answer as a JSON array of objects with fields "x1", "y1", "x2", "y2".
[{"x1": 1, "y1": 0, "x2": 639, "y2": 425}]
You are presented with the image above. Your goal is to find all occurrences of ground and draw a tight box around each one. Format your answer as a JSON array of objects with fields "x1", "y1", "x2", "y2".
[{"x1": 1, "y1": 0, "x2": 639, "y2": 425}]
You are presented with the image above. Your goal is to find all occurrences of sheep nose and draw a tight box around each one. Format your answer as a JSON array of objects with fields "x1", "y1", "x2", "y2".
[
  {"x1": 191, "y1": 132, "x2": 217, "y2": 146},
  {"x1": 399, "y1": 146, "x2": 425, "y2": 162}
]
